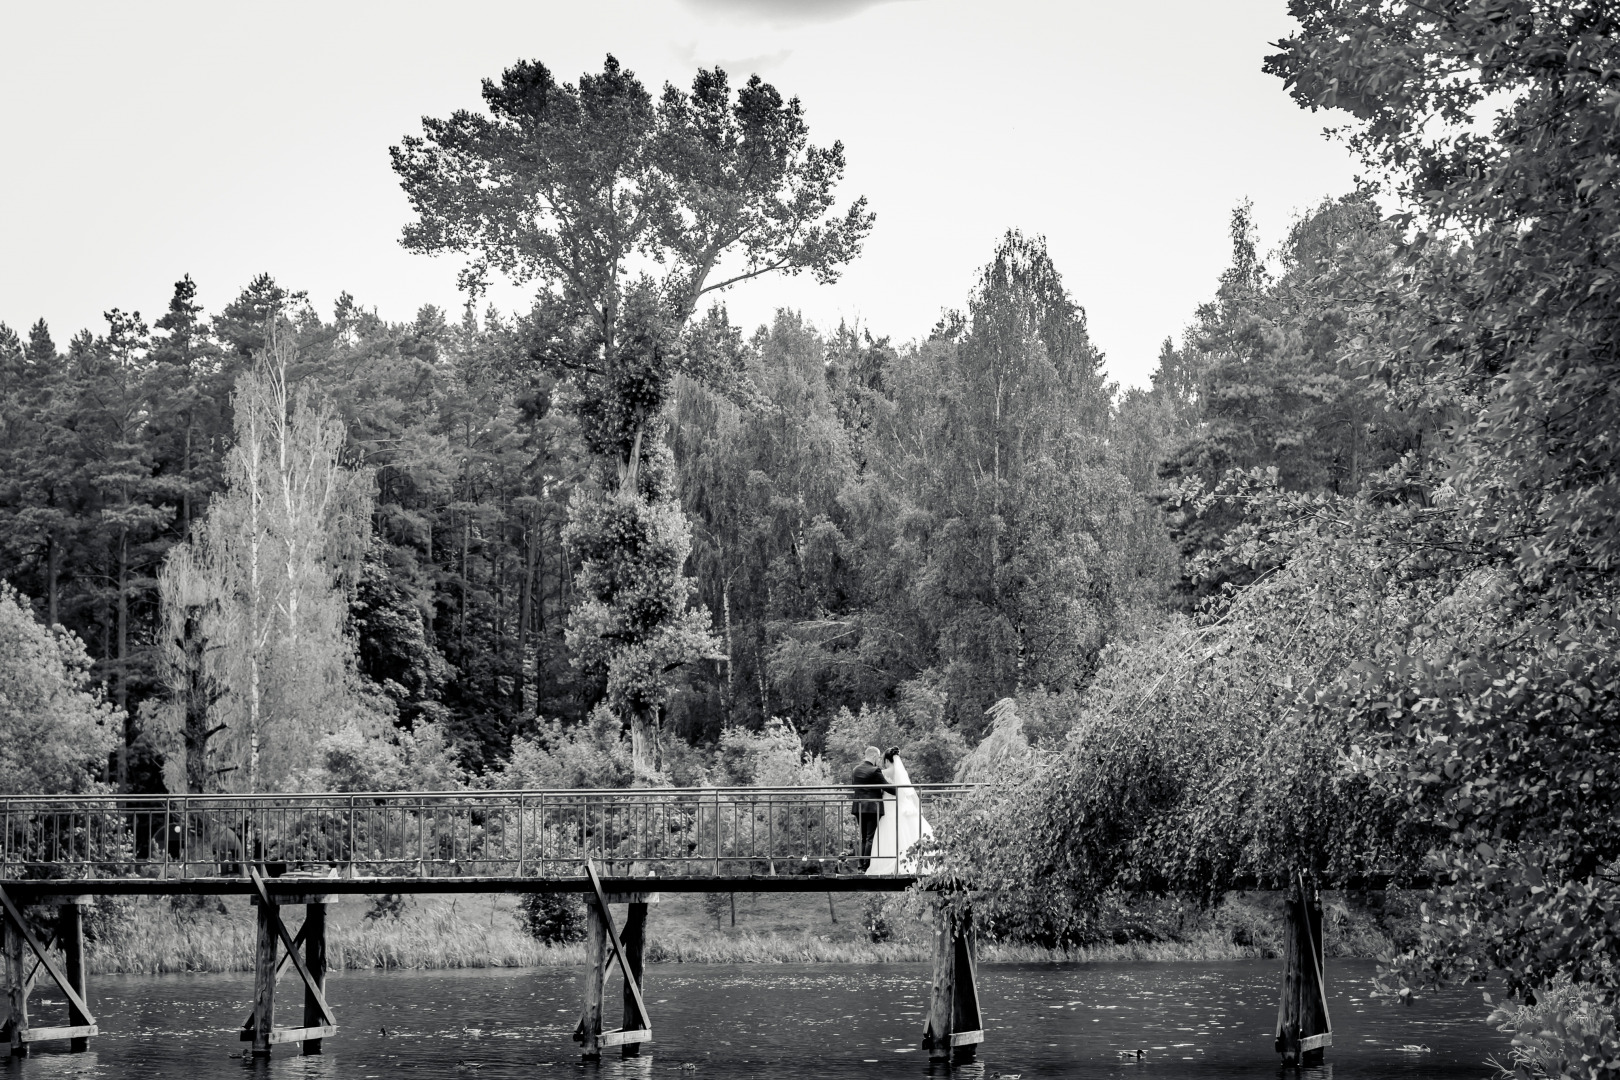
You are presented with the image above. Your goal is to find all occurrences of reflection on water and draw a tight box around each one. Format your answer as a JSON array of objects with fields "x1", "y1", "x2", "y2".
[{"x1": 2, "y1": 959, "x2": 1498, "y2": 1079}]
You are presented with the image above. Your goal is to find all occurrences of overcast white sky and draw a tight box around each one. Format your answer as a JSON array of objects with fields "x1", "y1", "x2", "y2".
[{"x1": 0, "y1": 0, "x2": 1360, "y2": 389}]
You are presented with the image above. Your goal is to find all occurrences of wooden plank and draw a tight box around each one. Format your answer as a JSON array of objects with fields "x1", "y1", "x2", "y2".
[
  {"x1": 250, "y1": 892, "x2": 277, "y2": 1055},
  {"x1": 585, "y1": 862, "x2": 652, "y2": 1048},
  {"x1": 5, "y1": 914, "x2": 26, "y2": 1056},
  {"x1": 620, "y1": 901, "x2": 648, "y2": 1058},
  {"x1": 1276, "y1": 886, "x2": 1303, "y2": 1063},
  {"x1": 1301, "y1": 874, "x2": 1332, "y2": 1039},
  {"x1": 952, "y1": 918, "x2": 983, "y2": 1037},
  {"x1": 268, "y1": 1025, "x2": 337, "y2": 1045},
  {"x1": 238, "y1": 916, "x2": 310, "y2": 1031},
  {"x1": 59, "y1": 903, "x2": 91, "y2": 1051},
  {"x1": 0, "y1": 874, "x2": 922, "y2": 898},
  {"x1": 925, "y1": 909, "x2": 955, "y2": 1060},
  {"x1": 949, "y1": 1030, "x2": 984, "y2": 1047},
  {"x1": 577, "y1": 896, "x2": 605, "y2": 1057},
  {"x1": 0, "y1": 883, "x2": 94, "y2": 1028},
  {"x1": 302, "y1": 903, "x2": 327, "y2": 1055},
  {"x1": 20, "y1": 1024, "x2": 97, "y2": 1042},
  {"x1": 247, "y1": 867, "x2": 336, "y2": 1028},
  {"x1": 1300, "y1": 1032, "x2": 1332, "y2": 1052},
  {"x1": 598, "y1": 1029, "x2": 652, "y2": 1047}
]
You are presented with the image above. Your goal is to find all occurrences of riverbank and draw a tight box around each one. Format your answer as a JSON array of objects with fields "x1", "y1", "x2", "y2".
[{"x1": 70, "y1": 888, "x2": 1403, "y2": 975}]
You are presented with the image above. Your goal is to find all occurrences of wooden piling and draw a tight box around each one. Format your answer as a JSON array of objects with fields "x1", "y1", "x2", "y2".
[
  {"x1": 4, "y1": 907, "x2": 26, "y2": 1057},
  {"x1": 620, "y1": 901, "x2": 648, "y2": 1058},
  {"x1": 301, "y1": 903, "x2": 327, "y2": 1055},
  {"x1": 950, "y1": 921, "x2": 983, "y2": 1063},
  {"x1": 59, "y1": 902, "x2": 89, "y2": 1052},
  {"x1": 924, "y1": 905, "x2": 984, "y2": 1064},
  {"x1": 578, "y1": 896, "x2": 606, "y2": 1059},
  {"x1": 927, "y1": 913, "x2": 953, "y2": 1062},
  {"x1": 251, "y1": 896, "x2": 278, "y2": 1057},
  {"x1": 1275, "y1": 879, "x2": 1330, "y2": 1066}
]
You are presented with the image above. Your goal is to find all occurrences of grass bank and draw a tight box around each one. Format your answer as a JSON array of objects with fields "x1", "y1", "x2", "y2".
[{"x1": 65, "y1": 887, "x2": 1402, "y2": 975}]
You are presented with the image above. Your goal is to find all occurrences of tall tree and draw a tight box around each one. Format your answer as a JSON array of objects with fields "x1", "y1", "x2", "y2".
[
  {"x1": 146, "y1": 275, "x2": 229, "y2": 543},
  {"x1": 875, "y1": 233, "x2": 1165, "y2": 737},
  {"x1": 672, "y1": 310, "x2": 864, "y2": 740},
  {"x1": 1158, "y1": 195, "x2": 1429, "y2": 599},
  {"x1": 1254, "y1": 0, "x2": 1620, "y2": 1050},
  {"x1": 392, "y1": 55, "x2": 872, "y2": 773},
  {"x1": 155, "y1": 323, "x2": 376, "y2": 792},
  {"x1": 0, "y1": 584, "x2": 117, "y2": 795}
]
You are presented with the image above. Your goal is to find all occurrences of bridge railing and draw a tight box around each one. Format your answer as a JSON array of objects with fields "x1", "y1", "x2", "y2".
[{"x1": 0, "y1": 786, "x2": 977, "y2": 881}]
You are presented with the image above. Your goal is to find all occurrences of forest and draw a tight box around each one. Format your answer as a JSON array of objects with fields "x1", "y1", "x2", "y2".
[{"x1": 4, "y1": 1, "x2": 1620, "y2": 1074}]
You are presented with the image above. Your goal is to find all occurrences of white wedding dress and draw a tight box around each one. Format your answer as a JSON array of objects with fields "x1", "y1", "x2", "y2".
[{"x1": 865, "y1": 754, "x2": 933, "y2": 875}]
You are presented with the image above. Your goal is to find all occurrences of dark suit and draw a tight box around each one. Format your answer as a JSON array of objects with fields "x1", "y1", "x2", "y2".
[{"x1": 850, "y1": 762, "x2": 896, "y2": 870}]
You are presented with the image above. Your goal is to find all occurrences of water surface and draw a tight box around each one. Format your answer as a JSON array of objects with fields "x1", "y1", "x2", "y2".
[{"x1": 2, "y1": 959, "x2": 1501, "y2": 1078}]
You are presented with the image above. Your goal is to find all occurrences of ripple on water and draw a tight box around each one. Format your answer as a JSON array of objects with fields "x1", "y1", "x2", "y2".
[{"x1": 7, "y1": 959, "x2": 1498, "y2": 1079}]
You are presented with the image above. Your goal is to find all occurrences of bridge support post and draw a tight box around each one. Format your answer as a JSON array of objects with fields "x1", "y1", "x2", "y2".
[
  {"x1": 578, "y1": 896, "x2": 606, "y2": 1059},
  {"x1": 58, "y1": 901, "x2": 90, "y2": 1052},
  {"x1": 620, "y1": 901, "x2": 647, "y2": 1058},
  {"x1": 251, "y1": 895, "x2": 278, "y2": 1056},
  {"x1": 238, "y1": 892, "x2": 337, "y2": 1053},
  {"x1": 924, "y1": 903, "x2": 983, "y2": 1064},
  {"x1": 4, "y1": 906, "x2": 26, "y2": 1057},
  {"x1": 301, "y1": 902, "x2": 327, "y2": 1055},
  {"x1": 1275, "y1": 875, "x2": 1330, "y2": 1066}
]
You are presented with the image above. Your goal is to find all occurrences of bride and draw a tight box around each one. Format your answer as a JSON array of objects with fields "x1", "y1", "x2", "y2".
[{"x1": 866, "y1": 747, "x2": 933, "y2": 875}]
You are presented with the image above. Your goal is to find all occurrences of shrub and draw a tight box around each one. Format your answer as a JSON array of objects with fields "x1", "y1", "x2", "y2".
[{"x1": 516, "y1": 892, "x2": 586, "y2": 945}]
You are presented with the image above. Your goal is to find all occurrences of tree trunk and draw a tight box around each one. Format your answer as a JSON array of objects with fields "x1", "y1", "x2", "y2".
[
  {"x1": 116, "y1": 529, "x2": 130, "y2": 792},
  {"x1": 182, "y1": 414, "x2": 193, "y2": 539},
  {"x1": 460, "y1": 513, "x2": 470, "y2": 652},
  {"x1": 517, "y1": 510, "x2": 535, "y2": 714},
  {"x1": 722, "y1": 566, "x2": 735, "y2": 727},
  {"x1": 182, "y1": 609, "x2": 212, "y2": 794},
  {"x1": 45, "y1": 534, "x2": 58, "y2": 627},
  {"x1": 629, "y1": 704, "x2": 657, "y2": 782}
]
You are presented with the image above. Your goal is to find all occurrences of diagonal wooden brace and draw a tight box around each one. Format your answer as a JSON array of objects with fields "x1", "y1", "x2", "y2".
[
  {"x1": 585, "y1": 862, "x2": 652, "y2": 1044},
  {"x1": 238, "y1": 916, "x2": 311, "y2": 1035},
  {"x1": 0, "y1": 883, "x2": 94, "y2": 1027},
  {"x1": 247, "y1": 867, "x2": 335, "y2": 1029}
]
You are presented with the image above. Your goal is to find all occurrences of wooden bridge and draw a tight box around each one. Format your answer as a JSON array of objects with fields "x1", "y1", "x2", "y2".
[{"x1": 0, "y1": 785, "x2": 986, "y2": 1063}]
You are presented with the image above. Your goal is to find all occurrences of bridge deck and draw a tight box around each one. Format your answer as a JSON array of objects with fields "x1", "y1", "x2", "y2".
[
  {"x1": 0, "y1": 874, "x2": 918, "y2": 899},
  {"x1": 0, "y1": 785, "x2": 970, "y2": 896}
]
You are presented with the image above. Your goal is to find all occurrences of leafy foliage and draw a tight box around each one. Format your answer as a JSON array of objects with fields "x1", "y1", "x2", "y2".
[
  {"x1": 395, "y1": 56, "x2": 871, "y2": 773},
  {"x1": 0, "y1": 583, "x2": 116, "y2": 794},
  {"x1": 1259, "y1": 1, "x2": 1620, "y2": 1045}
]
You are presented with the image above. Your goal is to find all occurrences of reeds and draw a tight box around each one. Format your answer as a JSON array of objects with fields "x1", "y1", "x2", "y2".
[
  {"x1": 84, "y1": 896, "x2": 573, "y2": 975},
  {"x1": 79, "y1": 890, "x2": 1393, "y2": 975}
]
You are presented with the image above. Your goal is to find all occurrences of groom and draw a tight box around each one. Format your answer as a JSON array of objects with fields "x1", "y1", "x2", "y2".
[{"x1": 850, "y1": 745, "x2": 896, "y2": 871}]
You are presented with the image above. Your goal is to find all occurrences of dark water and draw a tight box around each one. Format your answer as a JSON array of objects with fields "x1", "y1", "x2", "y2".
[{"x1": 2, "y1": 959, "x2": 1501, "y2": 1079}]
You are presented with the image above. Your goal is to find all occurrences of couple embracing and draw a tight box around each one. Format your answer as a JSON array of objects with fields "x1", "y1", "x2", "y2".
[{"x1": 850, "y1": 745, "x2": 932, "y2": 875}]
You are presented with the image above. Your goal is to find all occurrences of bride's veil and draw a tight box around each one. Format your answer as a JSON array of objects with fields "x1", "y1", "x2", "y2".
[{"x1": 889, "y1": 754, "x2": 913, "y2": 787}]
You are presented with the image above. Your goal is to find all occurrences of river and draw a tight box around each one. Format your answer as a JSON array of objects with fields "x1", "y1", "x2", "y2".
[{"x1": 3, "y1": 959, "x2": 1501, "y2": 1078}]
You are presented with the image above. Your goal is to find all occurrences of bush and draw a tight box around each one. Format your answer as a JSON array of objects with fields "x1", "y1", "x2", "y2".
[
  {"x1": 1488, "y1": 974, "x2": 1620, "y2": 1080},
  {"x1": 516, "y1": 893, "x2": 586, "y2": 945},
  {"x1": 499, "y1": 707, "x2": 633, "y2": 789},
  {"x1": 365, "y1": 893, "x2": 407, "y2": 921},
  {"x1": 863, "y1": 895, "x2": 893, "y2": 943},
  {"x1": 703, "y1": 891, "x2": 730, "y2": 930}
]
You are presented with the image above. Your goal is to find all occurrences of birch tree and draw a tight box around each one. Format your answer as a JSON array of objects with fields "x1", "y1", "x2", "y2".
[{"x1": 154, "y1": 323, "x2": 375, "y2": 792}]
